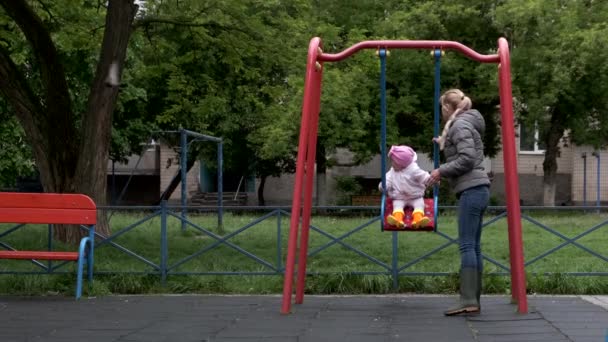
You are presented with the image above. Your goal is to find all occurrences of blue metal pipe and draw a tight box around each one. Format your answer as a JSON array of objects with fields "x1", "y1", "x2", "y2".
[
  {"x1": 433, "y1": 49, "x2": 442, "y2": 231},
  {"x1": 218, "y1": 141, "x2": 224, "y2": 230},
  {"x1": 379, "y1": 49, "x2": 388, "y2": 232},
  {"x1": 160, "y1": 200, "x2": 168, "y2": 286},
  {"x1": 596, "y1": 151, "x2": 601, "y2": 208},
  {"x1": 392, "y1": 231, "x2": 398, "y2": 289},
  {"x1": 180, "y1": 129, "x2": 188, "y2": 231},
  {"x1": 47, "y1": 224, "x2": 53, "y2": 272},
  {"x1": 582, "y1": 153, "x2": 587, "y2": 206},
  {"x1": 277, "y1": 210, "x2": 282, "y2": 271}
]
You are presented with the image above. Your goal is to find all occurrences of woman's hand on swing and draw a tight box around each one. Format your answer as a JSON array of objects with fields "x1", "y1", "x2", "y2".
[{"x1": 427, "y1": 169, "x2": 441, "y2": 186}]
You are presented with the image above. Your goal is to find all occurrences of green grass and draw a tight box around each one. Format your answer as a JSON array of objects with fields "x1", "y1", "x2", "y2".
[{"x1": 0, "y1": 208, "x2": 607, "y2": 297}]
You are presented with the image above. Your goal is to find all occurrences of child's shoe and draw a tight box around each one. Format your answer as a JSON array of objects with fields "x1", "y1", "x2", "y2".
[
  {"x1": 387, "y1": 210, "x2": 405, "y2": 229},
  {"x1": 412, "y1": 209, "x2": 430, "y2": 229}
]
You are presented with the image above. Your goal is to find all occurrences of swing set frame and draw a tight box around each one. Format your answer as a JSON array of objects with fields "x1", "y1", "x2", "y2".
[{"x1": 281, "y1": 38, "x2": 527, "y2": 314}]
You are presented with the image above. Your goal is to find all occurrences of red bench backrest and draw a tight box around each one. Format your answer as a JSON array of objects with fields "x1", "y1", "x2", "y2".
[{"x1": 0, "y1": 192, "x2": 96, "y2": 225}]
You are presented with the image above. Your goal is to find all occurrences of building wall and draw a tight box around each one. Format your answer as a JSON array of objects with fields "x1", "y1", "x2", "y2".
[
  {"x1": 107, "y1": 175, "x2": 160, "y2": 205},
  {"x1": 261, "y1": 173, "x2": 301, "y2": 206},
  {"x1": 490, "y1": 173, "x2": 571, "y2": 206},
  {"x1": 570, "y1": 146, "x2": 607, "y2": 205},
  {"x1": 488, "y1": 128, "x2": 575, "y2": 205},
  {"x1": 491, "y1": 132, "x2": 573, "y2": 175},
  {"x1": 159, "y1": 144, "x2": 200, "y2": 202},
  {"x1": 106, "y1": 145, "x2": 160, "y2": 204}
]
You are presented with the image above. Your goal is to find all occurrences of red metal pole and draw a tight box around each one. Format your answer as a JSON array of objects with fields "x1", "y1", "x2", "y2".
[
  {"x1": 318, "y1": 40, "x2": 499, "y2": 64},
  {"x1": 497, "y1": 37, "x2": 528, "y2": 313},
  {"x1": 281, "y1": 37, "x2": 322, "y2": 314},
  {"x1": 295, "y1": 53, "x2": 323, "y2": 304}
]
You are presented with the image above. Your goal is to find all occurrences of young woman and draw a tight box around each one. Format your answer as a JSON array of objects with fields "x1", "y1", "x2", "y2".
[{"x1": 426, "y1": 89, "x2": 490, "y2": 316}]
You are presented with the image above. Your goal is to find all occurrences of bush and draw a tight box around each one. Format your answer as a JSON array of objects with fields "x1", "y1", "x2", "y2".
[{"x1": 334, "y1": 175, "x2": 363, "y2": 205}]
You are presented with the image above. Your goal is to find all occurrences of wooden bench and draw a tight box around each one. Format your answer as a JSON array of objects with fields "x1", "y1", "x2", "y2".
[{"x1": 0, "y1": 192, "x2": 96, "y2": 299}]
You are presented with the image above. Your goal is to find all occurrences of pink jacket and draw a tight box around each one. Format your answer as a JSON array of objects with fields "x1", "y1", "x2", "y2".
[{"x1": 379, "y1": 154, "x2": 430, "y2": 201}]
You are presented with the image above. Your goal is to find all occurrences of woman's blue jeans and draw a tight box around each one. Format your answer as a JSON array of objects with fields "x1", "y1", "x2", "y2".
[{"x1": 457, "y1": 185, "x2": 490, "y2": 272}]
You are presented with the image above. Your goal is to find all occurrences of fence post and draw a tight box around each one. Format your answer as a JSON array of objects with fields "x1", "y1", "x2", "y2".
[
  {"x1": 593, "y1": 151, "x2": 600, "y2": 210},
  {"x1": 218, "y1": 141, "x2": 224, "y2": 231},
  {"x1": 47, "y1": 224, "x2": 53, "y2": 273},
  {"x1": 392, "y1": 231, "x2": 398, "y2": 290},
  {"x1": 180, "y1": 129, "x2": 188, "y2": 232},
  {"x1": 277, "y1": 210, "x2": 282, "y2": 272},
  {"x1": 160, "y1": 200, "x2": 168, "y2": 286},
  {"x1": 582, "y1": 152, "x2": 587, "y2": 207}
]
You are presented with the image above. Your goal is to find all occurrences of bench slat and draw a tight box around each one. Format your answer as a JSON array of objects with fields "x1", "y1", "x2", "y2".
[
  {"x1": 0, "y1": 192, "x2": 96, "y2": 210},
  {"x1": 0, "y1": 251, "x2": 80, "y2": 261},
  {"x1": 0, "y1": 208, "x2": 96, "y2": 225}
]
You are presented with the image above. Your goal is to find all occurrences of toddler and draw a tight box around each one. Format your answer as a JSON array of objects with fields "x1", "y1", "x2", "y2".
[{"x1": 380, "y1": 145, "x2": 431, "y2": 229}]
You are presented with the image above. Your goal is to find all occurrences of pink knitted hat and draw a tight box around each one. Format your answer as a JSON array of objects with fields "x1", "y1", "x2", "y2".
[{"x1": 388, "y1": 145, "x2": 415, "y2": 169}]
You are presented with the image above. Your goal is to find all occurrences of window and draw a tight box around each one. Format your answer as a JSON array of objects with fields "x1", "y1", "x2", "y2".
[{"x1": 519, "y1": 121, "x2": 545, "y2": 154}]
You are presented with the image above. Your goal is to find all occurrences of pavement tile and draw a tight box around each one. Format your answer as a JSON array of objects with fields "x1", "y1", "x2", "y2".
[{"x1": 0, "y1": 294, "x2": 606, "y2": 342}]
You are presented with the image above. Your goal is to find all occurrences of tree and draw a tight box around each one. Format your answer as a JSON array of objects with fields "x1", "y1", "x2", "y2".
[
  {"x1": 291, "y1": 0, "x2": 504, "y2": 203},
  {"x1": 0, "y1": 0, "x2": 138, "y2": 241},
  {"x1": 127, "y1": 0, "x2": 312, "y2": 205},
  {"x1": 494, "y1": 0, "x2": 608, "y2": 205}
]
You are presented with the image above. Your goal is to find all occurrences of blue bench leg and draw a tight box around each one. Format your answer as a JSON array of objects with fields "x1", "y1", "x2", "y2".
[
  {"x1": 76, "y1": 252, "x2": 84, "y2": 300},
  {"x1": 87, "y1": 251, "x2": 93, "y2": 283},
  {"x1": 76, "y1": 236, "x2": 92, "y2": 300},
  {"x1": 88, "y1": 226, "x2": 95, "y2": 283}
]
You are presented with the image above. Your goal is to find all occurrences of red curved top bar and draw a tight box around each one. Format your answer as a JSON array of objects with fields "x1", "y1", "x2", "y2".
[{"x1": 317, "y1": 40, "x2": 500, "y2": 64}]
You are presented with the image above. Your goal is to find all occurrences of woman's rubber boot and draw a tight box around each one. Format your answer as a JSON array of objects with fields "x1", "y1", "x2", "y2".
[
  {"x1": 477, "y1": 271, "x2": 482, "y2": 312},
  {"x1": 386, "y1": 210, "x2": 405, "y2": 229},
  {"x1": 444, "y1": 268, "x2": 480, "y2": 316}
]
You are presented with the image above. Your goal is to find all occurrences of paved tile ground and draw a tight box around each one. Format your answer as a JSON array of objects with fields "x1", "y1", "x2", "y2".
[{"x1": 0, "y1": 294, "x2": 606, "y2": 342}]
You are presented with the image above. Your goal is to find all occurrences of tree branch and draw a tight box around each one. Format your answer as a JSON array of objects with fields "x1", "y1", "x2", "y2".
[
  {"x1": 34, "y1": 0, "x2": 58, "y2": 25},
  {"x1": 0, "y1": 47, "x2": 44, "y2": 134},
  {"x1": 133, "y1": 16, "x2": 209, "y2": 29},
  {"x1": 133, "y1": 15, "x2": 262, "y2": 40},
  {"x1": 0, "y1": 0, "x2": 74, "y2": 133},
  {"x1": 0, "y1": 46, "x2": 50, "y2": 176}
]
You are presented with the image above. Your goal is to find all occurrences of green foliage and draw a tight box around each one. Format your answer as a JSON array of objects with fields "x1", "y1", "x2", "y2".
[
  {"x1": 126, "y1": 0, "x2": 312, "y2": 177},
  {"x1": 0, "y1": 109, "x2": 34, "y2": 187},
  {"x1": 495, "y1": 0, "x2": 608, "y2": 148},
  {"x1": 334, "y1": 175, "x2": 363, "y2": 205},
  {"x1": 1, "y1": 0, "x2": 606, "y2": 205}
]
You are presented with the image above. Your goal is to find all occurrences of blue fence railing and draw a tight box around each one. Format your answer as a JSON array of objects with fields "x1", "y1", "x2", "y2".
[{"x1": 1, "y1": 203, "x2": 607, "y2": 289}]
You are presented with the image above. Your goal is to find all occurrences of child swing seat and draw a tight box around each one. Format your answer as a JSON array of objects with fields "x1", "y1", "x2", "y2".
[{"x1": 383, "y1": 197, "x2": 435, "y2": 231}]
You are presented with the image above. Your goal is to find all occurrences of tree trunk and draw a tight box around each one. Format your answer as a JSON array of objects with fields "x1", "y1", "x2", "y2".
[
  {"x1": 0, "y1": 0, "x2": 138, "y2": 243},
  {"x1": 542, "y1": 108, "x2": 566, "y2": 206},
  {"x1": 72, "y1": 0, "x2": 138, "y2": 240},
  {"x1": 257, "y1": 175, "x2": 267, "y2": 206}
]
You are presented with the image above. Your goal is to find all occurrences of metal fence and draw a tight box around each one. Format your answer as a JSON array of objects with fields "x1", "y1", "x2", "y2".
[{"x1": 1, "y1": 202, "x2": 607, "y2": 289}]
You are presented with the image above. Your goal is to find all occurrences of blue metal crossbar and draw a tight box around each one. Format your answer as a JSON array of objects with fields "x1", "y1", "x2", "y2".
[
  {"x1": 95, "y1": 210, "x2": 163, "y2": 270},
  {"x1": 522, "y1": 214, "x2": 608, "y2": 267},
  {"x1": 167, "y1": 210, "x2": 278, "y2": 272},
  {"x1": 308, "y1": 220, "x2": 391, "y2": 271}
]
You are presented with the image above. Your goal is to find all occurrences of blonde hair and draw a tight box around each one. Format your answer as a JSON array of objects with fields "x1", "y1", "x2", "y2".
[{"x1": 436, "y1": 89, "x2": 473, "y2": 150}]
